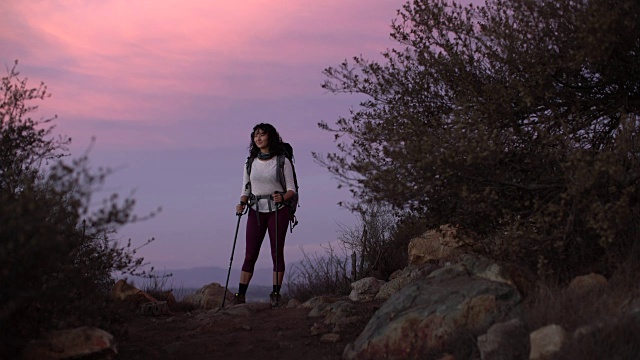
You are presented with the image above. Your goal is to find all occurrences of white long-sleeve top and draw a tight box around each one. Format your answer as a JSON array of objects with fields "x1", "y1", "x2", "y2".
[{"x1": 241, "y1": 156, "x2": 296, "y2": 212}]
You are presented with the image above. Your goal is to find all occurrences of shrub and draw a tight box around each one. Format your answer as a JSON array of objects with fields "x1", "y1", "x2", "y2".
[
  {"x1": 0, "y1": 62, "x2": 155, "y2": 357},
  {"x1": 315, "y1": 0, "x2": 640, "y2": 281}
]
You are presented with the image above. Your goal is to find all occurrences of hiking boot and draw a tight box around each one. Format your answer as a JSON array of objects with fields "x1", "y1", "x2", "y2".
[
  {"x1": 233, "y1": 293, "x2": 246, "y2": 305},
  {"x1": 270, "y1": 292, "x2": 281, "y2": 308}
]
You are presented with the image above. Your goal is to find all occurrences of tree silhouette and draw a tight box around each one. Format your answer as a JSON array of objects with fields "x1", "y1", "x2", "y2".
[{"x1": 316, "y1": 0, "x2": 640, "y2": 279}]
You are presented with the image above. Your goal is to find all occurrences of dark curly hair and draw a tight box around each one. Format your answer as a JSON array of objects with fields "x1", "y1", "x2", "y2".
[{"x1": 249, "y1": 123, "x2": 283, "y2": 158}]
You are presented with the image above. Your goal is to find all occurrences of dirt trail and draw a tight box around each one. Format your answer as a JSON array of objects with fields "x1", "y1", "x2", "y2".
[{"x1": 117, "y1": 299, "x2": 381, "y2": 360}]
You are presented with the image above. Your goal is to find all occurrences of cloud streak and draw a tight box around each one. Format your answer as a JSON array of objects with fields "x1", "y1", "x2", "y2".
[{"x1": 1, "y1": 0, "x2": 405, "y2": 270}]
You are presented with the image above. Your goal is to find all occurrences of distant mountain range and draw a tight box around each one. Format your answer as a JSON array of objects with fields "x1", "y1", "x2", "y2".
[
  {"x1": 154, "y1": 266, "x2": 275, "y2": 289},
  {"x1": 129, "y1": 266, "x2": 288, "y2": 302}
]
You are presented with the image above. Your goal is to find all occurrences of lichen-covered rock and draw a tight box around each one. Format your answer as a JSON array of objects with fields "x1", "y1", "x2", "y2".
[{"x1": 343, "y1": 271, "x2": 521, "y2": 359}]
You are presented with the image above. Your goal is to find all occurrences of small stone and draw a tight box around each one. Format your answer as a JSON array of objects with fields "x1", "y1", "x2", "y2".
[
  {"x1": 287, "y1": 299, "x2": 302, "y2": 308},
  {"x1": 162, "y1": 342, "x2": 183, "y2": 354},
  {"x1": 530, "y1": 324, "x2": 567, "y2": 360},
  {"x1": 320, "y1": 333, "x2": 341, "y2": 343},
  {"x1": 310, "y1": 322, "x2": 328, "y2": 336}
]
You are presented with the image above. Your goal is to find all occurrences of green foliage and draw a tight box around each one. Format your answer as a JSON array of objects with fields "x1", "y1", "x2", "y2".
[
  {"x1": 316, "y1": 0, "x2": 640, "y2": 280},
  {"x1": 0, "y1": 62, "x2": 156, "y2": 356}
]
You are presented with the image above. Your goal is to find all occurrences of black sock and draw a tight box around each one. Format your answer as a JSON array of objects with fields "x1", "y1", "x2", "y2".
[
  {"x1": 273, "y1": 285, "x2": 281, "y2": 294},
  {"x1": 238, "y1": 283, "x2": 248, "y2": 295}
]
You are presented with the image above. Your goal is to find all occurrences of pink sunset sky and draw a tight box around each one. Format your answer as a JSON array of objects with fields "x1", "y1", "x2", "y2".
[
  {"x1": 1, "y1": 0, "x2": 405, "y2": 274},
  {"x1": 1, "y1": 1, "x2": 475, "y2": 281}
]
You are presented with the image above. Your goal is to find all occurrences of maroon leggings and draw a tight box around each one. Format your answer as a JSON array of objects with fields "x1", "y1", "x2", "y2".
[{"x1": 241, "y1": 207, "x2": 289, "y2": 273}]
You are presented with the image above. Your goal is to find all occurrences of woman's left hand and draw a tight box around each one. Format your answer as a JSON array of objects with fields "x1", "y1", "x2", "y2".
[{"x1": 272, "y1": 192, "x2": 284, "y2": 203}]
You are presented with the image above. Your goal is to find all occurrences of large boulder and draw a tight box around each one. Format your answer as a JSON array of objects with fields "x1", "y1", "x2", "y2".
[
  {"x1": 182, "y1": 283, "x2": 234, "y2": 310},
  {"x1": 23, "y1": 327, "x2": 116, "y2": 360},
  {"x1": 408, "y1": 224, "x2": 465, "y2": 265},
  {"x1": 343, "y1": 268, "x2": 522, "y2": 359}
]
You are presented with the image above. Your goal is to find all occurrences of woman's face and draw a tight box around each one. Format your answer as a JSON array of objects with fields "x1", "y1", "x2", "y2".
[{"x1": 254, "y1": 129, "x2": 269, "y2": 152}]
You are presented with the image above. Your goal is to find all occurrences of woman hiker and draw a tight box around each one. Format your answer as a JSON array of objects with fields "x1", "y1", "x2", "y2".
[{"x1": 234, "y1": 123, "x2": 296, "y2": 306}]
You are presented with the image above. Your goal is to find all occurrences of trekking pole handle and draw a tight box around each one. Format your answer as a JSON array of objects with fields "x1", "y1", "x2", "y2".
[
  {"x1": 272, "y1": 191, "x2": 285, "y2": 209},
  {"x1": 236, "y1": 200, "x2": 248, "y2": 216}
]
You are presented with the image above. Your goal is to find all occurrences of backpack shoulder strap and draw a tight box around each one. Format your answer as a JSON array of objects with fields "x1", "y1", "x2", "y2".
[
  {"x1": 245, "y1": 156, "x2": 254, "y2": 193},
  {"x1": 246, "y1": 156, "x2": 254, "y2": 175}
]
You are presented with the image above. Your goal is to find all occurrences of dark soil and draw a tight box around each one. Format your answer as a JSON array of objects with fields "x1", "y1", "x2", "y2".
[{"x1": 116, "y1": 298, "x2": 383, "y2": 360}]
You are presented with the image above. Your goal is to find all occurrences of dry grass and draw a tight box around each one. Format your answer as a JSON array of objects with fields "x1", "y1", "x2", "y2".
[
  {"x1": 522, "y1": 261, "x2": 640, "y2": 360},
  {"x1": 554, "y1": 315, "x2": 640, "y2": 360},
  {"x1": 287, "y1": 243, "x2": 352, "y2": 302}
]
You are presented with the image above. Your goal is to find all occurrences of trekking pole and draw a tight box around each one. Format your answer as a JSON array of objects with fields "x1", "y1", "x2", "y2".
[
  {"x1": 221, "y1": 210, "x2": 243, "y2": 309},
  {"x1": 273, "y1": 192, "x2": 280, "y2": 307}
]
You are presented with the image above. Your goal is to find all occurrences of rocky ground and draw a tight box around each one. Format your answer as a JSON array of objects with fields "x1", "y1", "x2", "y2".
[{"x1": 116, "y1": 297, "x2": 383, "y2": 360}]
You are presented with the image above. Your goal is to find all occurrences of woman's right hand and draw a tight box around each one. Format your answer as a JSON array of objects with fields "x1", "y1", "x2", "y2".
[{"x1": 236, "y1": 202, "x2": 246, "y2": 215}]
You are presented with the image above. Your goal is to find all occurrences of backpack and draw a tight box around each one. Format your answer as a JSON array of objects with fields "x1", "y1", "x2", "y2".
[{"x1": 245, "y1": 142, "x2": 299, "y2": 231}]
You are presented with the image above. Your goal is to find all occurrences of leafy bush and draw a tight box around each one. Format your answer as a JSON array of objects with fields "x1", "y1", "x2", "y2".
[
  {"x1": 316, "y1": 0, "x2": 640, "y2": 281},
  {"x1": 0, "y1": 62, "x2": 156, "y2": 357}
]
